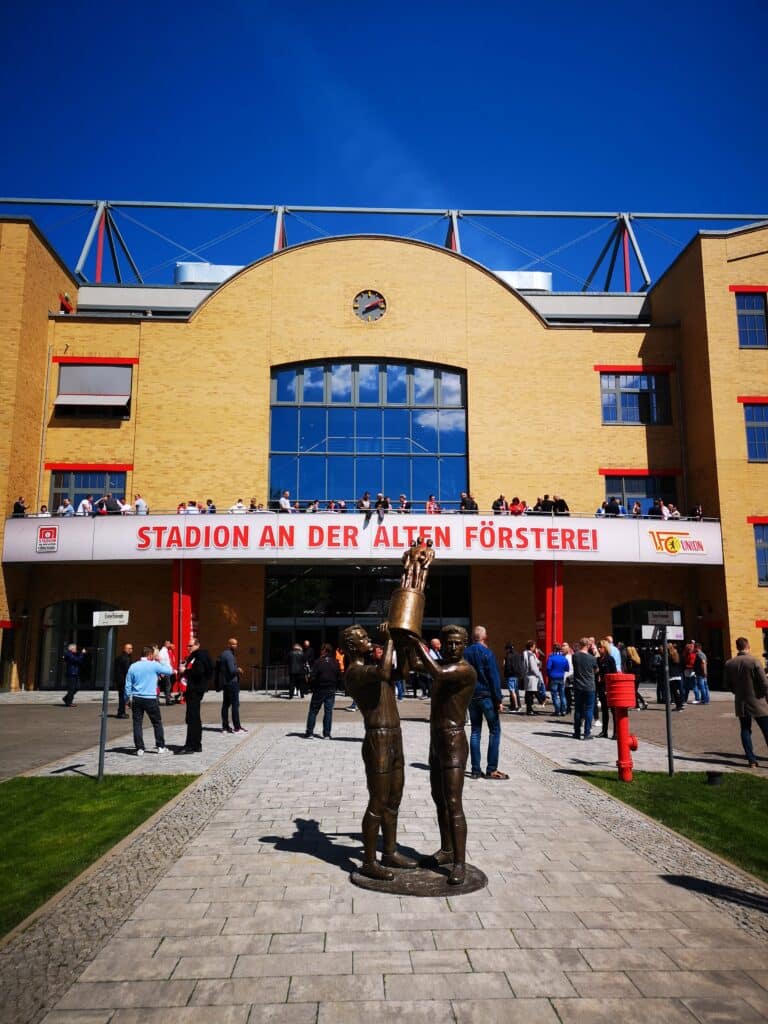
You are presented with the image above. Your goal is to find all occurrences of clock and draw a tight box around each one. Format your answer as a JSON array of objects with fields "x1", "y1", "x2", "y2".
[{"x1": 353, "y1": 290, "x2": 387, "y2": 322}]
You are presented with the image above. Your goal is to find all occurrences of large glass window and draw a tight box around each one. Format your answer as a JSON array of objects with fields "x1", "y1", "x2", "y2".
[
  {"x1": 737, "y1": 292, "x2": 768, "y2": 349},
  {"x1": 755, "y1": 525, "x2": 768, "y2": 586},
  {"x1": 745, "y1": 404, "x2": 768, "y2": 461},
  {"x1": 50, "y1": 470, "x2": 127, "y2": 511},
  {"x1": 600, "y1": 373, "x2": 671, "y2": 425},
  {"x1": 604, "y1": 475, "x2": 677, "y2": 515},
  {"x1": 269, "y1": 361, "x2": 467, "y2": 508}
]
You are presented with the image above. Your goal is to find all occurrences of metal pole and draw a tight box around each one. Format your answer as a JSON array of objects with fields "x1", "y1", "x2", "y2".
[
  {"x1": 661, "y1": 626, "x2": 675, "y2": 775},
  {"x1": 95, "y1": 210, "x2": 106, "y2": 283},
  {"x1": 97, "y1": 626, "x2": 115, "y2": 782},
  {"x1": 74, "y1": 201, "x2": 106, "y2": 281}
]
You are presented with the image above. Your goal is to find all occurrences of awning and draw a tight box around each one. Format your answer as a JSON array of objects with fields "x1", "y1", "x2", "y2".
[{"x1": 54, "y1": 394, "x2": 130, "y2": 407}]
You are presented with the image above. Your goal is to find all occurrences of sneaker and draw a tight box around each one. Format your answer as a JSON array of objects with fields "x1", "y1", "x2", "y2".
[
  {"x1": 234, "y1": 727, "x2": 248, "y2": 734},
  {"x1": 156, "y1": 746, "x2": 170, "y2": 754},
  {"x1": 136, "y1": 748, "x2": 145, "y2": 757},
  {"x1": 323, "y1": 735, "x2": 332, "y2": 740},
  {"x1": 470, "y1": 771, "x2": 482, "y2": 779},
  {"x1": 222, "y1": 726, "x2": 233, "y2": 733}
]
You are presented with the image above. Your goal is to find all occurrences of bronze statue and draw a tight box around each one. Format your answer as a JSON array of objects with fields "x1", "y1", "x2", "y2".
[
  {"x1": 399, "y1": 536, "x2": 435, "y2": 592},
  {"x1": 341, "y1": 623, "x2": 417, "y2": 881},
  {"x1": 411, "y1": 625, "x2": 477, "y2": 885}
]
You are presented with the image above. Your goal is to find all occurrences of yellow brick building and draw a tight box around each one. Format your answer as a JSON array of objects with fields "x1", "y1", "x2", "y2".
[{"x1": 1, "y1": 216, "x2": 766, "y2": 691}]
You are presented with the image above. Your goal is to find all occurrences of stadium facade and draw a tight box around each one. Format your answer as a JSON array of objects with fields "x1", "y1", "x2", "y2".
[{"x1": 0, "y1": 212, "x2": 766, "y2": 691}]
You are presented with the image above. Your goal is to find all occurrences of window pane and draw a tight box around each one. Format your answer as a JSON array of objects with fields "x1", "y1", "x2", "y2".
[
  {"x1": 756, "y1": 525, "x2": 768, "y2": 584},
  {"x1": 299, "y1": 408, "x2": 326, "y2": 453},
  {"x1": 302, "y1": 365, "x2": 324, "y2": 402},
  {"x1": 383, "y1": 457, "x2": 410, "y2": 500},
  {"x1": 330, "y1": 364, "x2": 352, "y2": 403},
  {"x1": 271, "y1": 407, "x2": 298, "y2": 452},
  {"x1": 412, "y1": 409, "x2": 438, "y2": 453},
  {"x1": 58, "y1": 365, "x2": 132, "y2": 395},
  {"x1": 106, "y1": 472, "x2": 126, "y2": 498},
  {"x1": 327, "y1": 456, "x2": 354, "y2": 503},
  {"x1": 358, "y1": 364, "x2": 379, "y2": 403},
  {"x1": 328, "y1": 408, "x2": 354, "y2": 452},
  {"x1": 275, "y1": 368, "x2": 297, "y2": 402},
  {"x1": 385, "y1": 364, "x2": 407, "y2": 404},
  {"x1": 355, "y1": 409, "x2": 381, "y2": 453},
  {"x1": 413, "y1": 366, "x2": 435, "y2": 405},
  {"x1": 440, "y1": 371, "x2": 462, "y2": 407},
  {"x1": 383, "y1": 408, "x2": 410, "y2": 453},
  {"x1": 602, "y1": 392, "x2": 617, "y2": 423},
  {"x1": 620, "y1": 393, "x2": 640, "y2": 422},
  {"x1": 438, "y1": 410, "x2": 466, "y2": 454},
  {"x1": 355, "y1": 457, "x2": 382, "y2": 496},
  {"x1": 298, "y1": 457, "x2": 325, "y2": 501},
  {"x1": 439, "y1": 457, "x2": 467, "y2": 503},
  {"x1": 269, "y1": 455, "x2": 298, "y2": 502},
  {"x1": 416, "y1": 457, "x2": 439, "y2": 506}
]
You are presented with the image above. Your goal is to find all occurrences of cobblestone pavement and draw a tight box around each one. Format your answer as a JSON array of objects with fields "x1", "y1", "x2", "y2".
[{"x1": 4, "y1": 718, "x2": 765, "y2": 1024}]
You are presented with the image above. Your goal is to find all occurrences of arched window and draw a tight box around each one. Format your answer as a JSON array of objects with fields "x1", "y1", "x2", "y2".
[{"x1": 269, "y1": 361, "x2": 467, "y2": 510}]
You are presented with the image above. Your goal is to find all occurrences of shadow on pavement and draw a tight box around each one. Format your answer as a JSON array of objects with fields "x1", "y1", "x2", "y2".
[
  {"x1": 259, "y1": 818, "x2": 423, "y2": 872},
  {"x1": 50, "y1": 763, "x2": 93, "y2": 778},
  {"x1": 663, "y1": 874, "x2": 768, "y2": 914}
]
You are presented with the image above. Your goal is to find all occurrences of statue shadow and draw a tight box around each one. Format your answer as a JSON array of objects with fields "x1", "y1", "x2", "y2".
[
  {"x1": 662, "y1": 874, "x2": 768, "y2": 915},
  {"x1": 259, "y1": 817, "x2": 423, "y2": 873},
  {"x1": 409, "y1": 761, "x2": 430, "y2": 771}
]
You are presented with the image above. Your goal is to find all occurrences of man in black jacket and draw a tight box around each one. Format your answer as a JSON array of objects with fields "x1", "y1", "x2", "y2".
[
  {"x1": 113, "y1": 642, "x2": 133, "y2": 719},
  {"x1": 304, "y1": 643, "x2": 340, "y2": 739},
  {"x1": 179, "y1": 640, "x2": 214, "y2": 754},
  {"x1": 286, "y1": 643, "x2": 306, "y2": 698}
]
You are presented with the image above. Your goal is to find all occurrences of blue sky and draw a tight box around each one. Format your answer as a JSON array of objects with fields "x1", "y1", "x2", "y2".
[{"x1": 1, "y1": 0, "x2": 766, "y2": 287}]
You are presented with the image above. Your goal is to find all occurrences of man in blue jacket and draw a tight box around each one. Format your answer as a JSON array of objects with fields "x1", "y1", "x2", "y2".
[
  {"x1": 546, "y1": 644, "x2": 570, "y2": 716},
  {"x1": 124, "y1": 646, "x2": 171, "y2": 756},
  {"x1": 463, "y1": 626, "x2": 509, "y2": 780}
]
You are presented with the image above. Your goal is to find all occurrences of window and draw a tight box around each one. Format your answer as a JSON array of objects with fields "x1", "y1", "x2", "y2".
[
  {"x1": 604, "y1": 475, "x2": 677, "y2": 515},
  {"x1": 269, "y1": 361, "x2": 467, "y2": 508},
  {"x1": 745, "y1": 404, "x2": 768, "y2": 461},
  {"x1": 54, "y1": 364, "x2": 132, "y2": 419},
  {"x1": 736, "y1": 293, "x2": 768, "y2": 349},
  {"x1": 50, "y1": 470, "x2": 127, "y2": 511},
  {"x1": 600, "y1": 373, "x2": 671, "y2": 425},
  {"x1": 755, "y1": 525, "x2": 768, "y2": 586}
]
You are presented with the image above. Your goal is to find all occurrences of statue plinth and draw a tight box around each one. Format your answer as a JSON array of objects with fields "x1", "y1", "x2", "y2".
[{"x1": 388, "y1": 587, "x2": 425, "y2": 639}]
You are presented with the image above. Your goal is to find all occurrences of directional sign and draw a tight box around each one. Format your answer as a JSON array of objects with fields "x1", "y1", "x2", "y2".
[
  {"x1": 642, "y1": 624, "x2": 684, "y2": 640},
  {"x1": 648, "y1": 610, "x2": 680, "y2": 626},
  {"x1": 93, "y1": 610, "x2": 129, "y2": 627}
]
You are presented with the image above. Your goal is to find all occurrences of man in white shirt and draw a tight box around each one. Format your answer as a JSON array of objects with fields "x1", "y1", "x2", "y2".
[
  {"x1": 230, "y1": 499, "x2": 247, "y2": 513},
  {"x1": 57, "y1": 498, "x2": 75, "y2": 517},
  {"x1": 76, "y1": 495, "x2": 93, "y2": 516},
  {"x1": 134, "y1": 493, "x2": 148, "y2": 515},
  {"x1": 156, "y1": 640, "x2": 175, "y2": 705},
  {"x1": 278, "y1": 490, "x2": 293, "y2": 513}
]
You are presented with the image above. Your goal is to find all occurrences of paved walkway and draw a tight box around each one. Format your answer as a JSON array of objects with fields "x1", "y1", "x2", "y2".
[{"x1": 3, "y1": 716, "x2": 766, "y2": 1024}]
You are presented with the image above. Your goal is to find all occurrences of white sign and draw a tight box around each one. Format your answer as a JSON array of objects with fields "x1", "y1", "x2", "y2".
[
  {"x1": 648, "y1": 610, "x2": 681, "y2": 625},
  {"x1": 36, "y1": 524, "x2": 59, "y2": 553},
  {"x1": 93, "y1": 610, "x2": 130, "y2": 627},
  {"x1": 3, "y1": 514, "x2": 724, "y2": 567},
  {"x1": 641, "y1": 624, "x2": 685, "y2": 640}
]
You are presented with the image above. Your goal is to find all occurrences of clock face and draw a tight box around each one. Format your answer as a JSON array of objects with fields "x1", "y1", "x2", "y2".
[{"x1": 353, "y1": 290, "x2": 387, "y2": 322}]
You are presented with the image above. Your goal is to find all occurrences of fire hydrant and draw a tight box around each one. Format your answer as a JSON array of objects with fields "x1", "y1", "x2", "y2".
[{"x1": 605, "y1": 673, "x2": 639, "y2": 782}]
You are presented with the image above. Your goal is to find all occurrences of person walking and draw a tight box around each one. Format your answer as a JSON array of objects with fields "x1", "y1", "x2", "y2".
[
  {"x1": 220, "y1": 637, "x2": 246, "y2": 734},
  {"x1": 724, "y1": 636, "x2": 768, "y2": 767},
  {"x1": 62, "y1": 643, "x2": 86, "y2": 706},
  {"x1": 572, "y1": 638, "x2": 598, "y2": 740},
  {"x1": 546, "y1": 643, "x2": 569, "y2": 716},
  {"x1": 124, "y1": 646, "x2": 170, "y2": 756},
  {"x1": 113, "y1": 642, "x2": 133, "y2": 719},
  {"x1": 694, "y1": 641, "x2": 711, "y2": 704},
  {"x1": 464, "y1": 626, "x2": 508, "y2": 780},
  {"x1": 596, "y1": 640, "x2": 617, "y2": 737},
  {"x1": 522, "y1": 641, "x2": 543, "y2": 716},
  {"x1": 503, "y1": 642, "x2": 522, "y2": 713},
  {"x1": 178, "y1": 639, "x2": 213, "y2": 754},
  {"x1": 286, "y1": 642, "x2": 306, "y2": 699},
  {"x1": 304, "y1": 643, "x2": 340, "y2": 739}
]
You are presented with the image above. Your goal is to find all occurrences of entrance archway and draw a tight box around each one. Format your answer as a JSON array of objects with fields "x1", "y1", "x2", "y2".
[
  {"x1": 38, "y1": 599, "x2": 117, "y2": 690},
  {"x1": 611, "y1": 599, "x2": 683, "y2": 649}
]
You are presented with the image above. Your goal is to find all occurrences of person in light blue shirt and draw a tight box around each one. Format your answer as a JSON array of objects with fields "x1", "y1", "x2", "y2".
[
  {"x1": 124, "y1": 647, "x2": 170, "y2": 755},
  {"x1": 545, "y1": 645, "x2": 569, "y2": 716}
]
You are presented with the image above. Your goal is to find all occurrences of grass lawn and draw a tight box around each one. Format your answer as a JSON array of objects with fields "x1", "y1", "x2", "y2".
[
  {"x1": 586, "y1": 770, "x2": 768, "y2": 883},
  {"x1": 0, "y1": 775, "x2": 195, "y2": 938}
]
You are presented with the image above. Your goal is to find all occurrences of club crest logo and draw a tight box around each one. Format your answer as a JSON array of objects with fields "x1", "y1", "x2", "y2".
[{"x1": 648, "y1": 530, "x2": 705, "y2": 555}]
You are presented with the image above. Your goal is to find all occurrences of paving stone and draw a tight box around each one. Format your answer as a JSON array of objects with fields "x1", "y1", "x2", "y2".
[
  {"x1": 451, "y1": 999, "x2": 560, "y2": 1023},
  {"x1": 158, "y1": 935, "x2": 270, "y2": 957},
  {"x1": 80, "y1": 955, "x2": 179, "y2": 982},
  {"x1": 378, "y1": 911, "x2": 481, "y2": 931},
  {"x1": 288, "y1": 973, "x2": 385, "y2": 1001},
  {"x1": 552, "y1": 998, "x2": 699, "y2": 1023},
  {"x1": 385, "y1": 971, "x2": 512, "y2": 1000},
  {"x1": 112, "y1": 1010, "x2": 250, "y2": 1023},
  {"x1": 117, "y1": 918, "x2": 227, "y2": 938},
  {"x1": 189, "y1": 977, "x2": 290, "y2": 1004},
  {"x1": 513, "y1": 928, "x2": 623, "y2": 949},
  {"x1": 317, "y1": 1001, "x2": 453, "y2": 1023},
  {"x1": 409, "y1": 950, "x2": 471, "y2": 972},
  {"x1": 468, "y1": 947, "x2": 589, "y2": 975},
  {"x1": 680, "y1": 998, "x2": 768, "y2": 1023},
  {"x1": 580, "y1": 947, "x2": 679, "y2": 970},
  {"x1": 301, "y1": 912, "x2": 378, "y2": 932},
  {"x1": 56, "y1": 980, "x2": 196, "y2": 1010},
  {"x1": 433, "y1": 928, "x2": 517, "y2": 950},
  {"x1": 172, "y1": 955, "x2": 236, "y2": 979},
  {"x1": 476, "y1": 911, "x2": 532, "y2": 929},
  {"x1": 326, "y1": 930, "x2": 435, "y2": 952},
  {"x1": 269, "y1": 931, "x2": 326, "y2": 953},
  {"x1": 42, "y1": 1014, "x2": 114, "y2": 1024},
  {"x1": 566, "y1": 971, "x2": 643, "y2": 998},
  {"x1": 222, "y1": 911, "x2": 303, "y2": 934},
  {"x1": 354, "y1": 952, "x2": 412, "y2": 974},
  {"x1": 233, "y1": 951, "x2": 352, "y2": 977},
  {"x1": 665, "y1": 947, "x2": 768, "y2": 971},
  {"x1": 627, "y1": 971, "x2": 761, "y2": 998}
]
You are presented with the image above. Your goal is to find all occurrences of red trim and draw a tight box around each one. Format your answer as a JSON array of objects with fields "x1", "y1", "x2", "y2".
[
  {"x1": 755, "y1": 620, "x2": 768, "y2": 628},
  {"x1": 594, "y1": 364, "x2": 675, "y2": 373},
  {"x1": 0, "y1": 620, "x2": 15, "y2": 629},
  {"x1": 737, "y1": 396, "x2": 768, "y2": 404},
  {"x1": 599, "y1": 468, "x2": 681, "y2": 477},
  {"x1": 748, "y1": 516, "x2": 768, "y2": 524},
  {"x1": 52, "y1": 356, "x2": 138, "y2": 365},
  {"x1": 44, "y1": 462, "x2": 133, "y2": 471},
  {"x1": 729, "y1": 285, "x2": 768, "y2": 293}
]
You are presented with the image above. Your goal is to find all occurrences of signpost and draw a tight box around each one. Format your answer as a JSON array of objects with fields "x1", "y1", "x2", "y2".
[
  {"x1": 645, "y1": 614, "x2": 676, "y2": 775},
  {"x1": 93, "y1": 610, "x2": 129, "y2": 781}
]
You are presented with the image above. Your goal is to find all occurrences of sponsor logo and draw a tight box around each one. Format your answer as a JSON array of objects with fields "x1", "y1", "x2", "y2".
[
  {"x1": 36, "y1": 525, "x2": 59, "y2": 553},
  {"x1": 648, "y1": 530, "x2": 705, "y2": 555}
]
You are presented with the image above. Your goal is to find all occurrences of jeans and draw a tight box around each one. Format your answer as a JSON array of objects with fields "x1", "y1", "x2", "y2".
[
  {"x1": 684, "y1": 672, "x2": 700, "y2": 702},
  {"x1": 306, "y1": 689, "x2": 335, "y2": 737},
  {"x1": 221, "y1": 682, "x2": 241, "y2": 730},
  {"x1": 549, "y1": 679, "x2": 566, "y2": 715},
  {"x1": 395, "y1": 678, "x2": 404, "y2": 700},
  {"x1": 697, "y1": 674, "x2": 710, "y2": 704},
  {"x1": 469, "y1": 695, "x2": 500, "y2": 774},
  {"x1": 573, "y1": 690, "x2": 595, "y2": 738},
  {"x1": 739, "y1": 714, "x2": 768, "y2": 763},
  {"x1": 131, "y1": 696, "x2": 165, "y2": 750}
]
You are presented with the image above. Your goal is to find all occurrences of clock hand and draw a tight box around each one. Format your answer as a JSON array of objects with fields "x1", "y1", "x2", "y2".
[{"x1": 362, "y1": 299, "x2": 384, "y2": 313}]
